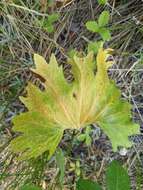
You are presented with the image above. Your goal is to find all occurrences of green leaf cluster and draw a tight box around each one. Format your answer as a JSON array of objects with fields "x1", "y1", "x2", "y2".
[
  {"x1": 77, "y1": 126, "x2": 92, "y2": 146},
  {"x1": 86, "y1": 11, "x2": 111, "y2": 41},
  {"x1": 76, "y1": 160, "x2": 131, "y2": 190},
  {"x1": 88, "y1": 41, "x2": 103, "y2": 54},
  {"x1": 69, "y1": 160, "x2": 81, "y2": 176},
  {"x1": 38, "y1": 13, "x2": 60, "y2": 33}
]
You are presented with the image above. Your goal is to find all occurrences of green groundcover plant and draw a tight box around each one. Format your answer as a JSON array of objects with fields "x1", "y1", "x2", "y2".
[
  {"x1": 20, "y1": 160, "x2": 131, "y2": 190},
  {"x1": 10, "y1": 48, "x2": 139, "y2": 160},
  {"x1": 76, "y1": 160, "x2": 131, "y2": 190},
  {"x1": 86, "y1": 10, "x2": 111, "y2": 54},
  {"x1": 86, "y1": 11, "x2": 111, "y2": 41},
  {"x1": 37, "y1": 13, "x2": 60, "y2": 33}
]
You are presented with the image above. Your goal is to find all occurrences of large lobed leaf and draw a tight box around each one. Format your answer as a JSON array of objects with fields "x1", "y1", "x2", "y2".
[{"x1": 10, "y1": 48, "x2": 140, "y2": 160}]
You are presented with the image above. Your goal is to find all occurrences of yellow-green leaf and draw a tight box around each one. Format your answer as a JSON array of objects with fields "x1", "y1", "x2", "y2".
[
  {"x1": 98, "y1": 11, "x2": 110, "y2": 27},
  {"x1": 11, "y1": 111, "x2": 63, "y2": 160},
  {"x1": 99, "y1": 28, "x2": 111, "y2": 41},
  {"x1": 98, "y1": 0, "x2": 107, "y2": 5},
  {"x1": 10, "y1": 48, "x2": 140, "y2": 160},
  {"x1": 86, "y1": 21, "x2": 99, "y2": 33}
]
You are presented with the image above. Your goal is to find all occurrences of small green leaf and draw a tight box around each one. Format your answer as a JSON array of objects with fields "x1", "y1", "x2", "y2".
[
  {"x1": 56, "y1": 148, "x2": 65, "y2": 188},
  {"x1": 48, "y1": 13, "x2": 60, "y2": 23},
  {"x1": 76, "y1": 168, "x2": 81, "y2": 176},
  {"x1": 88, "y1": 41, "x2": 103, "y2": 54},
  {"x1": 86, "y1": 126, "x2": 92, "y2": 134},
  {"x1": 97, "y1": 0, "x2": 107, "y2": 5},
  {"x1": 85, "y1": 126, "x2": 92, "y2": 145},
  {"x1": 85, "y1": 135, "x2": 92, "y2": 146},
  {"x1": 45, "y1": 24, "x2": 54, "y2": 33},
  {"x1": 77, "y1": 134, "x2": 86, "y2": 142},
  {"x1": 86, "y1": 21, "x2": 99, "y2": 32},
  {"x1": 98, "y1": 11, "x2": 110, "y2": 27},
  {"x1": 76, "y1": 160, "x2": 80, "y2": 168},
  {"x1": 99, "y1": 28, "x2": 111, "y2": 41},
  {"x1": 20, "y1": 184, "x2": 42, "y2": 190},
  {"x1": 68, "y1": 49, "x2": 78, "y2": 58},
  {"x1": 43, "y1": 19, "x2": 54, "y2": 33},
  {"x1": 42, "y1": 13, "x2": 60, "y2": 33},
  {"x1": 76, "y1": 179, "x2": 102, "y2": 190},
  {"x1": 106, "y1": 160, "x2": 131, "y2": 190}
]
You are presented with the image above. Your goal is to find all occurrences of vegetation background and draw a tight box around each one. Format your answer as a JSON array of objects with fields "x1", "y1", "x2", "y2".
[{"x1": 0, "y1": 0, "x2": 143, "y2": 189}]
